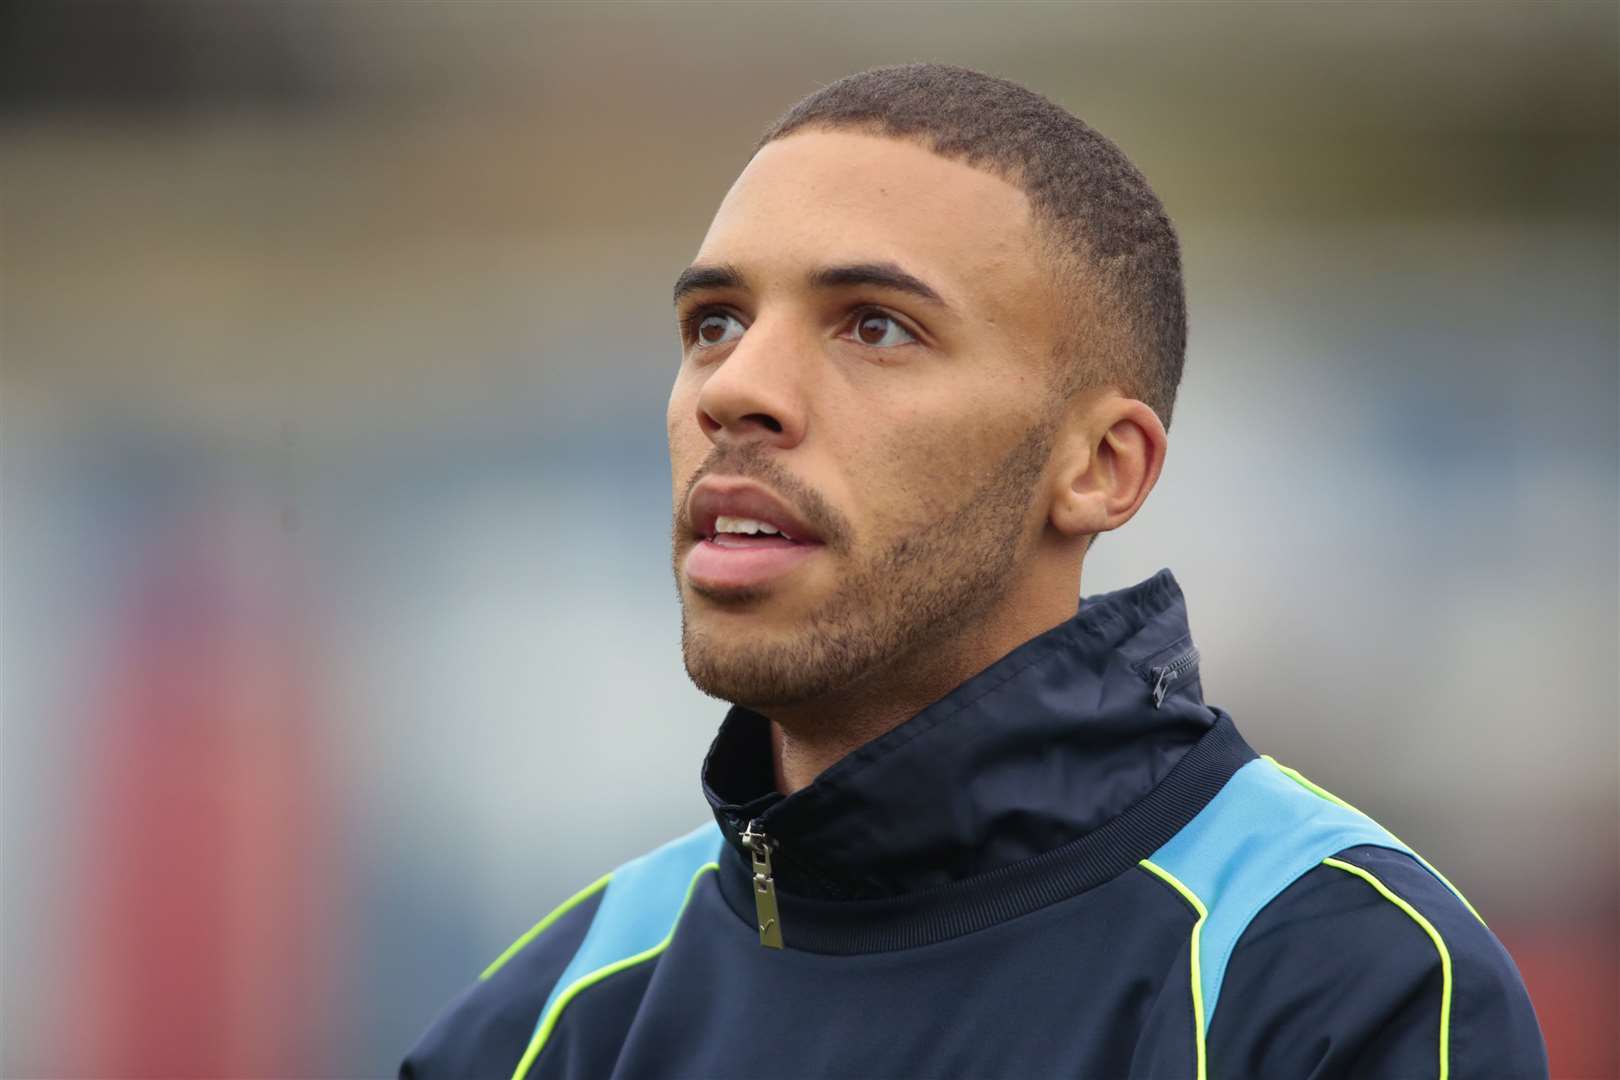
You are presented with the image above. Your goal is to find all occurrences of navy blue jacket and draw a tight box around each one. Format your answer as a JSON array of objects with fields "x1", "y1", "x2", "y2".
[{"x1": 402, "y1": 570, "x2": 1547, "y2": 1079}]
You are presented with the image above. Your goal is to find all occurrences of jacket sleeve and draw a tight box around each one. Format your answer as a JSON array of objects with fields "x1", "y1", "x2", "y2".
[
  {"x1": 1208, "y1": 844, "x2": 1548, "y2": 1079},
  {"x1": 399, "y1": 885, "x2": 603, "y2": 1080}
]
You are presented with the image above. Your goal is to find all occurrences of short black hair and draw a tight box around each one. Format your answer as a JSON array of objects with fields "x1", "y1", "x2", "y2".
[{"x1": 756, "y1": 64, "x2": 1186, "y2": 428}]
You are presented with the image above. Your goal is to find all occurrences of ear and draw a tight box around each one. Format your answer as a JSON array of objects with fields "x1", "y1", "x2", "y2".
[{"x1": 1048, "y1": 395, "x2": 1168, "y2": 541}]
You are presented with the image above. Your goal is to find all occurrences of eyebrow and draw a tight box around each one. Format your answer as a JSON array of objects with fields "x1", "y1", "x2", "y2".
[
  {"x1": 672, "y1": 260, "x2": 950, "y2": 310},
  {"x1": 672, "y1": 262, "x2": 746, "y2": 307}
]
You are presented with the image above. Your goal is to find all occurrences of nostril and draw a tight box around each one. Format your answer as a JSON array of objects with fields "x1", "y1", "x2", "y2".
[{"x1": 745, "y1": 413, "x2": 783, "y2": 434}]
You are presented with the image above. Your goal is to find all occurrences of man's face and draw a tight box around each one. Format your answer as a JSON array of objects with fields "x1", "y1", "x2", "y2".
[{"x1": 668, "y1": 129, "x2": 1065, "y2": 709}]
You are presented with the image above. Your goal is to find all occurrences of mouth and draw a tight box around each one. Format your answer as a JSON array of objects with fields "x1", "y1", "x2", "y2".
[{"x1": 683, "y1": 480, "x2": 827, "y2": 594}]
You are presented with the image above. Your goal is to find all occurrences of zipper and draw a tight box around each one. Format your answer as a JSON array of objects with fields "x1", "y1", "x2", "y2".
[
  {"x1": 1148, "y1": 646, "x2": 1201, "y2": 708},
  {"x1": 739, "y1": 819, "x2": 784, "y2": 949}
]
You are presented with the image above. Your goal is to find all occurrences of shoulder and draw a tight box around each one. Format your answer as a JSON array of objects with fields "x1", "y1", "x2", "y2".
[
  {"x1": 1144, "y1": 755, "x2": 1546, "y2": 1078},
  {"x1": 398, "y1": 822, "x2": 725, "y2": 1080},
  {"x1": 399, "y1": 875, "x2": 608, "y2": 1080},
  {"x1": 1213, "y1": 844, "x2": 1547, "y2": 1078}
]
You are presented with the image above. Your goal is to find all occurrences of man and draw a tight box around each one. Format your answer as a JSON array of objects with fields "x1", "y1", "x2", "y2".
[{"x1": 402, "y1": 64, "x2": 1546, "y2": 1079}]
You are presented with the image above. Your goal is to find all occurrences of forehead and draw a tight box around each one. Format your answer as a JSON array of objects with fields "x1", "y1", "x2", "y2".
[{"x1": 695, "y1": 129, "x2": 1045, "y2": 320}]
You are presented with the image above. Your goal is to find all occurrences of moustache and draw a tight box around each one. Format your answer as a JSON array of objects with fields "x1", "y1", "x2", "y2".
[{"x1": 677, "y1": 444, "x2": 851, "y2": 552}]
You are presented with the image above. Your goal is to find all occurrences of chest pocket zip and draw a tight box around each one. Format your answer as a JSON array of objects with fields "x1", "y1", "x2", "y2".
[{"x1": 1148, "y1": 646, "x2": 1201, "y2": 708}]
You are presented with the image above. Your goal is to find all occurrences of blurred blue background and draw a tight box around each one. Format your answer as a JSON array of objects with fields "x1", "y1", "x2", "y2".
[{"x1": 2, "y1": 3, "x2": 1615, "y2": 1076}]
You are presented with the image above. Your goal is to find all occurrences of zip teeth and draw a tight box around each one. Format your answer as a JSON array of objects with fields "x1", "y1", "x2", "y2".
[
  {"x1": 1149, "y1": 647, "x2": 1200, "y2": 708},
  {"x1": 715, "y1": 515, "x2": 785, "y2": 537}
]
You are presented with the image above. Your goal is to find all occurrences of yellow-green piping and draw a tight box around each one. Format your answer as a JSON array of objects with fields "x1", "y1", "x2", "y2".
[
  {"x1": 1140, "y1": 858, "x2": 1208, "y2": 1080},
  {"x1": 481, "y1": 873, "x2": 612, "y2": 982},
  {"x1": 1263, "y1": 755, "x2": 1486, "y2": 926},
  {"x1": 511, "y1": 862, "x2": 718, "y2": 1080},
  {"x1": 1323, "y1": 856, "x2": 1453, "y2": 1080}
]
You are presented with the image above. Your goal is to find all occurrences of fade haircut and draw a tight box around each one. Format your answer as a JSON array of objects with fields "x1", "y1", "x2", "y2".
[{"x1": 755, "y1": 64, "x2": 1187, "y2": 427}]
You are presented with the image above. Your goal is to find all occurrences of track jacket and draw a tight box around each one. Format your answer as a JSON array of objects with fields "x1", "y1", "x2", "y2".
[{"x1": 401, "y1": 569, "x2": 1547, "y2": 1079}]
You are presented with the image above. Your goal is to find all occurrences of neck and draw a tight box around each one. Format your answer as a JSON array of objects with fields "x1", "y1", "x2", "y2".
[{"x1": 763, "y1": 567, "x2": 1083, "y2": 793}]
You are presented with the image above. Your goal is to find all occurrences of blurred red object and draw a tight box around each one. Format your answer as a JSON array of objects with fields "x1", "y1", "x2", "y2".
[
  {"x1": 1499, "y1": 916, "x2": 1620, "y2": 1080},
  {"x1": 64, "y1": 505, "x2": 338, "y2": 1077}
]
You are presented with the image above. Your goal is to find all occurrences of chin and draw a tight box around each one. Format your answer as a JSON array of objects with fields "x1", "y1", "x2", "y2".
[
  {"x1": 679, "y1": 617, "x2": 840, "y2": 709},
  {"x1": 681, "y1": 649, "x2": 804, "y2": 709}
]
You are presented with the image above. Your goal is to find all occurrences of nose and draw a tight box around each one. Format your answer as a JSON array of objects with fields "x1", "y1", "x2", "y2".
[{"x1": 693, "y1": 318, "x2": 807, "y2": 450}]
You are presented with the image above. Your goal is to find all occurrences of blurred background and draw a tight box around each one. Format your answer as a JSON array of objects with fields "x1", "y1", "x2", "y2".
[{"x1": 2, "y1": 2, "x2": 1615, "y2": 1076}]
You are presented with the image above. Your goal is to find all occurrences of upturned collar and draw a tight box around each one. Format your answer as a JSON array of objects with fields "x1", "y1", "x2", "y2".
[{"x1": 700, "y1": 569, "x2": 1255, "y2": 951}]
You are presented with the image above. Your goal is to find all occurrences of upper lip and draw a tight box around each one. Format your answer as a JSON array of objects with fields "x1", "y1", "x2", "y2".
[{"x1": 687, "y1": 478, "x2": 823, "y2": 544}]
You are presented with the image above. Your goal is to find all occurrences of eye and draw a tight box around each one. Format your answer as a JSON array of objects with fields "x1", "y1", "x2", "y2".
[
  {"x1": 850, "y1": 310, "x2": 917, "y2": 348},
  {"x1": 690, "y1": 310, "x2": 745, "y2": 348}
]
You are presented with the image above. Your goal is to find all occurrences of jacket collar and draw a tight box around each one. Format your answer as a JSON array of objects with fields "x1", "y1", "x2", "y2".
[{"x1": 702, "y1": 569, "x2": 1234, "y2": 908}]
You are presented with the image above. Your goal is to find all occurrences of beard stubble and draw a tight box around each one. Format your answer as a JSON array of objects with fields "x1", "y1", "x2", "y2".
[{"x1": 674, "y1": 418, "x2": 1058, "y2": 709}]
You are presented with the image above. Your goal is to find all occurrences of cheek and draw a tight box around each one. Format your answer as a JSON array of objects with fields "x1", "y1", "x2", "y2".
[
  {"x1": 858, "y1": 408, "x2": 1035, "y2": 528},
  {"x1": 839, "y1": 421, "x2": 967, "y2": 532},
  {"x1": 666, "y1": 371, "x2": 693, "y2": 434},
  {"x1": 666, "y1": 382, "x2": 704, "y2": 488},
  {"x1": 668, "y1": 362, "x2": 709, "y2": 418}
]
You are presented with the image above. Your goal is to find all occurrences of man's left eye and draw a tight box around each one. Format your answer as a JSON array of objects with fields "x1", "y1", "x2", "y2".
[{"x1": 850, "y1": 311, "x2": 916, "y2": 348}]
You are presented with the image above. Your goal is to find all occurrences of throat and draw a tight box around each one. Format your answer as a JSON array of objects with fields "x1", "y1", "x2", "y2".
[
  {"x1": 760, "y1": 609, "x2": 1073, "y2": 794},
  {"x1": 767, "y1": 693, "x2": 938, "y2": 795}
]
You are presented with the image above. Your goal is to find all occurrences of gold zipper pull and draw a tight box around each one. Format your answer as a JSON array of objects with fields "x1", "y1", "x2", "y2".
[{"x1": 739, "y1": 819, "x2": 784, "y2": 949}]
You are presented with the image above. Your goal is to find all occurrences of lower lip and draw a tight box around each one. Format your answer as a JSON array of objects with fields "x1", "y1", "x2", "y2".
[{"x1": 684, "y1": 537, "x2": 822, "y2": 591}]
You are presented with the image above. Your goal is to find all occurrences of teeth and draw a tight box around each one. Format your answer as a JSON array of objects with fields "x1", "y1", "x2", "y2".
[{"x1": 715, "y1": 515, "x2": 786, "y2": 538}]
